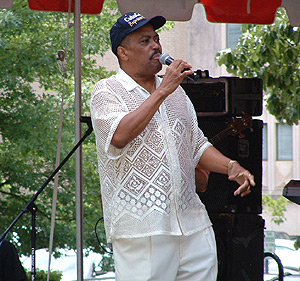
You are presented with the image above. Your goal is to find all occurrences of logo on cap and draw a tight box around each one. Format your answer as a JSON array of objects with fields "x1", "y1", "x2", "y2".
[{"x1": 123, "y1": 13, "x2": 145, "y2": 27}]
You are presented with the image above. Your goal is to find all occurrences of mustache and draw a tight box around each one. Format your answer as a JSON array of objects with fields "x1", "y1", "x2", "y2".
[{"x1": 150, "y1": 50, "x2": 162, "y2": 60}]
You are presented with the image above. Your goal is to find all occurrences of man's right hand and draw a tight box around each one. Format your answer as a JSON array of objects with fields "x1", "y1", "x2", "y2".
[{"x1": 159, "y1": 59, "x2": 194, "y2": 96}]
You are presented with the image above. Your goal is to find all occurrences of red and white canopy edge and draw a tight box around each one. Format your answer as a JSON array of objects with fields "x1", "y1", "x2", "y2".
[
  {"x1": 1, "y1": 0, "x2": 300, "y2": 26},
  {"x1": 117, "y1": 0, "x2": 300, "y2": 26}
]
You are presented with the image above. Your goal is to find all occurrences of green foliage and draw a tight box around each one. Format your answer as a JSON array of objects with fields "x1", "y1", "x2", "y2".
[
  {"x1": 0, "y1": 0, "x2": 121, "y2": 269},
  {"x1": 295, "y1": 236, "x2": 300, "y2": 250},
  {"x1": 25, "y1": 269, "x2": 62, "y2": 281},
  {"x1": 216, "y1": 8, "x2": 300, "y2": 125},
  {"x1": 262, "y1": 195, "x2": 288, "y2": 225}
]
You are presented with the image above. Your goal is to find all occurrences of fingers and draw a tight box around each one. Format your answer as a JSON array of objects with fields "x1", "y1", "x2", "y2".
[
  {"x1": 168, "y1": 59, "x2": 193, "y2": 77},
  {"x1": 233, "y1": 181, "x2": 251, "y2": 197},
  {"x1": 229, "y1": 171, "x2": 255, "y2": 186},
  {"x1": 161, "y1": 59, "x2": 193, "y2": 94},
  {"x1": 229, "y1": 171, "x2": 256, "y2": 197},
  {"x1": 171, "y1": 59, "x2": 192, "y2": 70}
]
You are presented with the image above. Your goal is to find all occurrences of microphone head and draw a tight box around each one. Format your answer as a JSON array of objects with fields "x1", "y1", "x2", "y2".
[{"x1": 159, "y1": 53, "x2": 173, "y2": 66}]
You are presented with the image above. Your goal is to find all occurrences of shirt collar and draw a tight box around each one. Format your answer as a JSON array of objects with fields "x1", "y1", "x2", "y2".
[
  {"x1": 116, "y1": 68, "x2": 161, "y2": 92},
  {"x1": 116, "y1": 68, "x2": 139, "y2": 92}
]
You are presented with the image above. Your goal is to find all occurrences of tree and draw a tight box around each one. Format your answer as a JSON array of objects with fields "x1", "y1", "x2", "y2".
[
  {"x1": 0, "y1": 0, "x2": 119, "y2": 260},
  {"x1": 262, "y1": 195, "x2": 288, "y2": 225},
  {"x1": 216, "y1": 8, "x2": 300, "y2": 125}
]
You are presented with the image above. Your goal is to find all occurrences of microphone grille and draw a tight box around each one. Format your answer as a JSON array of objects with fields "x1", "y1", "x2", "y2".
[{"x1": 159, "y1": 53, "x2": 170, "y2": 65}]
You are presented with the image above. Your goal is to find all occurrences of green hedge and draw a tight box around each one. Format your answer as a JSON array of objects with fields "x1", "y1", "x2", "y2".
[{"x1": 25, "y1": 269, "x2": 62, "y2": 281}]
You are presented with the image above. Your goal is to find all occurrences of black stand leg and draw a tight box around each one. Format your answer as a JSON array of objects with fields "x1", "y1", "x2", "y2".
[
  {"x1": 0, "y1": 116, "x2": 93, "y2": 280},
  {"x1": 27, "y1": 203, "x2": 37, "y2": 281},
  {"x1": 264, "y1": 252, "x2": 284, "y2": 281}
]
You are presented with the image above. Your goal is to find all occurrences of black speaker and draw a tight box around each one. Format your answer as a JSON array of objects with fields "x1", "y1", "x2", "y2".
[
  {"x1": 210, "y1": 213, "x2": 265, "y2": 281},
  {"x1": 197, "y1": 117, "x2": 263, "y2": 214},
  {"x1": 181, "y1": 76, "x2": 263, "y2": 117}
]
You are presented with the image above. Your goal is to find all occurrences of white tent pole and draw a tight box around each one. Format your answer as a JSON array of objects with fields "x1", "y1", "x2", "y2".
[{"x1": 74, "y1": 0, "x2": 84, "y2": 280}]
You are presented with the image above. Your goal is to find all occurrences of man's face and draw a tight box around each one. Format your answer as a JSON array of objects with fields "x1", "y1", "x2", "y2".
[{"x1": 119, "y1": 24, "x2": 163, "y2": 76}]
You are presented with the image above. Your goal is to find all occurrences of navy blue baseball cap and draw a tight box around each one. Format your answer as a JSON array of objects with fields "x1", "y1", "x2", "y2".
[{"x1": 110, "y1": 12, "x2": 166, "y2": 56}]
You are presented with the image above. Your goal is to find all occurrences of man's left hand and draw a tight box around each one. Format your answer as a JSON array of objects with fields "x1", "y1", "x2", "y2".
[{"x1": 228, "y1": 162, "x2": 255, "y2": 197}]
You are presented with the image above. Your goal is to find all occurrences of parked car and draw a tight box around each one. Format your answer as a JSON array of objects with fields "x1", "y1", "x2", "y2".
[
  {"x1": 275, "y1": 232, "x2": 293, "y2": 240},
  {"x1": 275, "y1": 239, "x2": 300, "y2": 271},
  {"x1": 264, "y1": 239, "x2": 300, "y2": 280}
]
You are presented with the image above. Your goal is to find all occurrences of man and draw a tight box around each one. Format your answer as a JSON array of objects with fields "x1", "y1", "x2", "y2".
[{"x1": 90, "y1": 12, "x2": 255, "y2": 281}]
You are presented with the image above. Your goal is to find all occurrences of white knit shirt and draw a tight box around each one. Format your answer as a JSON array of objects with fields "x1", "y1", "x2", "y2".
[{"x1": 90, "y1": 68, "x2": 212, "y2": 242}]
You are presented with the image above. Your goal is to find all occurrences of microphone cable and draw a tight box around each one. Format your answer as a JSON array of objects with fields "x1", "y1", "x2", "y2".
[{"x1": 94, "y1": 217, "x2": 113, "y2": 255}]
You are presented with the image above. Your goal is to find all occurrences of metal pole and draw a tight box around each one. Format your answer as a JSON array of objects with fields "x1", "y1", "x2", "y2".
[{"x1": 74, "y1": 0, "x2": 84, "y2": 280}]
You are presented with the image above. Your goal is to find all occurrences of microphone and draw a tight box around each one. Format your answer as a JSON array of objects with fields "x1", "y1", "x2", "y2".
[
  {"x1": 159, "y1": 53, "x2": 209, "y2": 81},
  {"x1": 159, "y1": 53, "x2": 174, "y2": 66}
]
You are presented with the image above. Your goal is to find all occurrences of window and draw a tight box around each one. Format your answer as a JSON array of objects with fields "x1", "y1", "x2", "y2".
[
  {"x1": 276, "y1": 123, "x2": 293, "y2": 160},
  {"x1": 227, "y1": 24, "x2": 242, "y2": 49},
  {"x1": 263, "y1": 123, "x2": 268, "y2": 160}
]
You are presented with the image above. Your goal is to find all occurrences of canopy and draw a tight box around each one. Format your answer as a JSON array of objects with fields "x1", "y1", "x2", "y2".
[{"x1": 2, "y1": 0, "x2": 300, "y2": 26}]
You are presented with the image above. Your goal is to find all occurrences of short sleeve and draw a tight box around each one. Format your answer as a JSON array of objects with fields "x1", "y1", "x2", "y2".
[{"x1": 90, "y1": 79, "x2": 129, "y2": 159}]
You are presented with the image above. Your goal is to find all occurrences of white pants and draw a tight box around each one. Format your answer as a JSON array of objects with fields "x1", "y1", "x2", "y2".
[{"x1": 112, "y1": 227, "x2": 218, "y2": 281}]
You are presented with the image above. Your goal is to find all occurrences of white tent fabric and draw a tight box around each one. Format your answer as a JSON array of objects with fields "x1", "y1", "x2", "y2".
[
  {"x1": 282, "y1": 0, "x2": 300, "y2": 27},
  {"x1": 117, "y1": 0, "x2": 300, "y2": 26},
  {"x1": 1, "y1": 0, "x2": 13, "y2": 9},
  {"x1": 117, "y1": 0, "x2": 198, "y2": 21}
]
